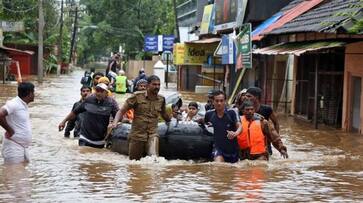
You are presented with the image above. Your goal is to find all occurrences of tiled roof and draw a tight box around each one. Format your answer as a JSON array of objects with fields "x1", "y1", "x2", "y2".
[
  {"x1": 279, "y1": 0, "x2": 306, "y2": 13},
  {"x1": 269, "y1": 0, "x2": 363, "y2": 34}
]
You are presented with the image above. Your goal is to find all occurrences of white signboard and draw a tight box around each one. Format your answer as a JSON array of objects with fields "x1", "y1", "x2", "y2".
[{"x1": 1, "y1": 21, "x2": 24, "y2": 32}]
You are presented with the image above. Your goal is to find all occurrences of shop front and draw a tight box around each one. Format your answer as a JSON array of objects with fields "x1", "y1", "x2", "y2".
[
  {"x1": 343, "y1": 42, "x2": 363, "y2": 133},
  {"x1": 173, "y1": 38, "x2": 220, "y2": 92}
]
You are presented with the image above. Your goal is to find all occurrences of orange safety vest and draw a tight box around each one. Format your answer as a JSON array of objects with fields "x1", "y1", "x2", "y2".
[
  {"x1": 238, "y1": 116, "x2": 266, "y2": 155},
  {"x1": 125, "y1": 109, "x2": 134, "y2": 120}
]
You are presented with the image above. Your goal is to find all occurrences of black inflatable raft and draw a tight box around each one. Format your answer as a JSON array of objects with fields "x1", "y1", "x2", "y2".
[{"x1": 108, "y1": 120, "x2": 214, "y2": 160}]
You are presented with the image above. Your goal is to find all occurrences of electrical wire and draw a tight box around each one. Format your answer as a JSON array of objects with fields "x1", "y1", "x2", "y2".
[{"x1": 2, "y1": 2, "x2": 38, "y2": 13}]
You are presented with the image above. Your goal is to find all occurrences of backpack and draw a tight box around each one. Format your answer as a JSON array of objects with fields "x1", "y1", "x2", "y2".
[{"x1": 80, "y1": 71, "x2": 92, "y2": 86}]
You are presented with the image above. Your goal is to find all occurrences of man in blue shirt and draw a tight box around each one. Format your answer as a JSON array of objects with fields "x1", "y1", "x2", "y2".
[{"x1": 203, "y1": 90, "x2": 242, "y2": 163}]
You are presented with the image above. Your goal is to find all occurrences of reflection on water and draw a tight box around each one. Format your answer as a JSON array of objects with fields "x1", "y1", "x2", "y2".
[
  {"x1": 0, "y1": 163, "x2": 31, "y2": 201},
  {"x1": 0, "y1": 70, "x2": 362, "y2": 201}
]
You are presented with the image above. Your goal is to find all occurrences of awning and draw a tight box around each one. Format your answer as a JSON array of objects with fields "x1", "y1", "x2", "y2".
[
  {"x1": 185, "y1": 37, "x2": 221, "y2": 44},
  {"x1": 0, "y1": 46, "x2": 34, "y2": 55},
  {"x1": 253, "y1": 41, "x2": 345, "y2": 56}
]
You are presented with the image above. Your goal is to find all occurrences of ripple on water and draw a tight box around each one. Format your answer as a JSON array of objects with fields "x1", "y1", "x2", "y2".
[{"x1": 1, "y1": 70, "x2": 363, "y2": 202}]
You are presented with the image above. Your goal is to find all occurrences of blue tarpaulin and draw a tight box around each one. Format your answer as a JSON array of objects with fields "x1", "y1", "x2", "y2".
[{"x1": 251, "y1": 12, "x2": 283, "y2": 38}]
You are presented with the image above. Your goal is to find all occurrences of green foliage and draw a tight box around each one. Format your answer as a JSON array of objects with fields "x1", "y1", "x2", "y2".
[
  {"x1": 0, "y1": 0, "x2": 73, "y2": 63},
  {"x1": 348, "y1": 0, "x2": 363, "y2": 34},
  {"x1": 77, "y1": 0, "x2": 176, "y2": 64},
  {"x1": 44, "y1": 53, "x2": 58, "y2": 74}
]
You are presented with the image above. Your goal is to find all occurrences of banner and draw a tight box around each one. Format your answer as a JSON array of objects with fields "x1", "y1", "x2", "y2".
[
  {"x1": 214, "y1": 0, "x2": 247, "y2": 32},
  {"x1": 200, "y1": 5, "x2": 214, "y2": 35},
  {"x1": 236, "y1": 23, "x2": 252, "y2": 69},
  {"x1": 174, "y1": 42, "x2": 218, "y2": 65},
  {"x1": 163, "y1": 35, "x2": 175, "y2": 52},
  {"x1": 173, "y1": 43, "x2": 185, "y2": 65},
  {"x1": 145, "y1": 35, "x2": 175, "y2": 52},
  {"x1": 221, "y1": 35, "x2": 235, "y2": 64},
  {"x1": 184, "y1": 43, "x2": 218, "y2": 65},
  {"x1": 144, "y1": 35, "x2": 158, "y2": 52}
]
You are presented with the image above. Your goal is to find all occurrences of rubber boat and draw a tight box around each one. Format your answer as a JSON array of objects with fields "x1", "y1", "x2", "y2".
[
  {"x1": 108, "y1": 92, "x2": 214, "y2": 160},
  {"x1": 109, "y1": 121, "x2": 214, "y2": 160}
]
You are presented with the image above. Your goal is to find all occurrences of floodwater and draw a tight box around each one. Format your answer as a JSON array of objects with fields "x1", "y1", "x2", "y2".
[{"x1": 0, "y1": 70, "x2": 362, "y2": 202}]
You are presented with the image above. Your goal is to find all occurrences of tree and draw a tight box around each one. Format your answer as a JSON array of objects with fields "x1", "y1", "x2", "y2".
[{"x1": 77, "y1": 0, "x2": 177, "y2": 63}]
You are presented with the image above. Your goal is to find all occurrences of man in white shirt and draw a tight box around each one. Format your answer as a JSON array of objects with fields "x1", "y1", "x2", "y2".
[{"x1": 0, "y1": 82, "x2": 35, "y2": 164}]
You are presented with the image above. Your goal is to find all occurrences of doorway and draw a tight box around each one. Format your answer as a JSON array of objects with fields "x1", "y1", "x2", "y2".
[{"x1": 351, "y1": 76, "x2": 361, "y2": 132}]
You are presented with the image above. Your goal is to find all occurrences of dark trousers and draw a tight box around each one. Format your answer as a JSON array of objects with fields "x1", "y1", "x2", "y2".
[
  {"x1": 128, "y1": 137, "x2": 159, "y2": 160},
  {"x1": 79, "y1": 139, "x2": 104, "y2": 149}
]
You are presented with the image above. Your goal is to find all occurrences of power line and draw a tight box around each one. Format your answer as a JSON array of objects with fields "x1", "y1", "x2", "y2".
[{"x1": 2, "y1": 3, "x2": 38, "y2": 13}]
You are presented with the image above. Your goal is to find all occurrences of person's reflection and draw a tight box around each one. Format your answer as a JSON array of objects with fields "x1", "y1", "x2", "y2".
[
  {"x1": 232, "y1": 166, "x2": 267, "y2": 201},
  {"x1": 1, "y1": 163, "x2": 31, "y2": 201}
]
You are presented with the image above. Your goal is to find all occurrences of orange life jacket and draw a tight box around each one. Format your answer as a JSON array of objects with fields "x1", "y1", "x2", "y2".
[
  {"x1": 238, "y1": 116, "x2": 266, "y2": 155},
  {"x1": 125, "y1": 109, "x2": 134, "y2": 120}
]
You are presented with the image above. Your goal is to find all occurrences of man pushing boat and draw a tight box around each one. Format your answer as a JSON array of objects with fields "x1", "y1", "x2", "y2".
[{"x1": 111, "y1": 75, "x2": 172, "y2": 160}]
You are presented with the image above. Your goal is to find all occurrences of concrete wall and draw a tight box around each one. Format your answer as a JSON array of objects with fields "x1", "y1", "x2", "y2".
[
  {"x1": 343, "y1": 42, "x2": 363, "y2": 133},
  {"x1": 126, "y1": 59, "x2": 177, "y2": 83},
  {"x1": 126, "y1": 60, "x2": 156, "y2": 79}
]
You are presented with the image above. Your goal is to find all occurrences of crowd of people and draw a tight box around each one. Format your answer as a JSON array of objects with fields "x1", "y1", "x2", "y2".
[
  {"x1": 60, "y1": 65, "x2": 289, "y2": 163},
  {"x1": 0, "y1": 58, "x2": 288, "y2": 164}
]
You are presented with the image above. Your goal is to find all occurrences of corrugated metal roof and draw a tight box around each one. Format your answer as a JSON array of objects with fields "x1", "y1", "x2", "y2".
[
  {"x1": 269, "y1": 0, "x2": 362, "y2": 34},
  {"x1": 253, "y1": 41, "x2": 345, "y2": 55},
  {"x1": 253, "y1": 0, "x2": 324, "y2": 41}
]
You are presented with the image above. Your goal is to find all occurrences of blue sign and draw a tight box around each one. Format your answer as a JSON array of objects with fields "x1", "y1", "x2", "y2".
[
  {"x1": 144, "y1": 35, "x2": 158, "y2": 52},
  {"x1": 163, "y1": 35, "x2": 175, "y2": 52},
  {"x1": 221, "y1": 35, "x2": 235, "y2": 64},
  {"x1": 144, "y1": 35, "x2": 175, "y2": 52}
]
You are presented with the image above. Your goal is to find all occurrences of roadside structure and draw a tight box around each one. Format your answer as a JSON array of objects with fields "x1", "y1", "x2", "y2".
[
  {"x1": 174, "y1": 0, "x2": 291, "y2": 94},
  {"x1": 252, "y1": 0, "x2": 363, "y2": 132}
]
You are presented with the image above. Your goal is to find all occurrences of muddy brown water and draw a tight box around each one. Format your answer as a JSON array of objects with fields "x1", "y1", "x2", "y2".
[{"x1": 0, "y1": 70, "x2": 362, "y2": 202}]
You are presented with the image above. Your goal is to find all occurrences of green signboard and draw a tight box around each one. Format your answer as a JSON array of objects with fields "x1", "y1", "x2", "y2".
[{"x1": 236, "y1": 23, "x2": 252, "y2": 69}]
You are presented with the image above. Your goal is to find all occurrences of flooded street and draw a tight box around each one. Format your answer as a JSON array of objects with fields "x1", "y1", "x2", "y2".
[{"x1": 0, "y1": 70, "x2": 363, "y2": 202}]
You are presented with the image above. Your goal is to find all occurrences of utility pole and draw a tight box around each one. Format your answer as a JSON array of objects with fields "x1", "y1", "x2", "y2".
[
  {"x1": 38, "y1": 0, "x2": 44, "y2": 82},
  {"x1": 173, "y1": 0, "x2": 180, "y2": 43},
  {"x1": 57, "y1": 0, "x2": 64, "y2": 75},
  {"x1": 69, "y1": 5, "x2": 78, "y2": 64}
]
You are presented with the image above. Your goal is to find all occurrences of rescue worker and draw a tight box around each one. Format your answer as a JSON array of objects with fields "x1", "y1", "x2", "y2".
[
  {"x1": 58, "y1": 83, "x2": 119, "y2": 148},
  {"x1": 93, "y1": 76, "x2": 113, "y2": 97},
  {"x1": 111, "y1": 75, "x2": 172, "y2": 160},
  {"x1": 238, "y1": 100, "x2": 288, "y2": 161},
  {"x1": 115, "y1": 70, "x2": 128, "y2": 94},
  {"x1": 245, "y1": 87, "x2": 280, "y2": 154},
  {"x1": 64, "y1": 86, "x2": 91, "y2": 138}
]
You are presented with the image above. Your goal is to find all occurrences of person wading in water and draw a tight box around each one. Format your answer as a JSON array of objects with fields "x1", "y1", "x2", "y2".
[
  {"x1": 238, "y1": 100, "x2": 288, "y2": 161},
  {"x1": 111, "y1": 75, "x2": 172, "y2": 160},
  {"x1": 0, "y1": 82, "x2": 35, "y2": 164},
  {"x1": 59, "y1": 83, "x2": 119, "y2": 148},
  {"x1": 199, "y1": 90, "x2": 242, "y2": 163}
]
